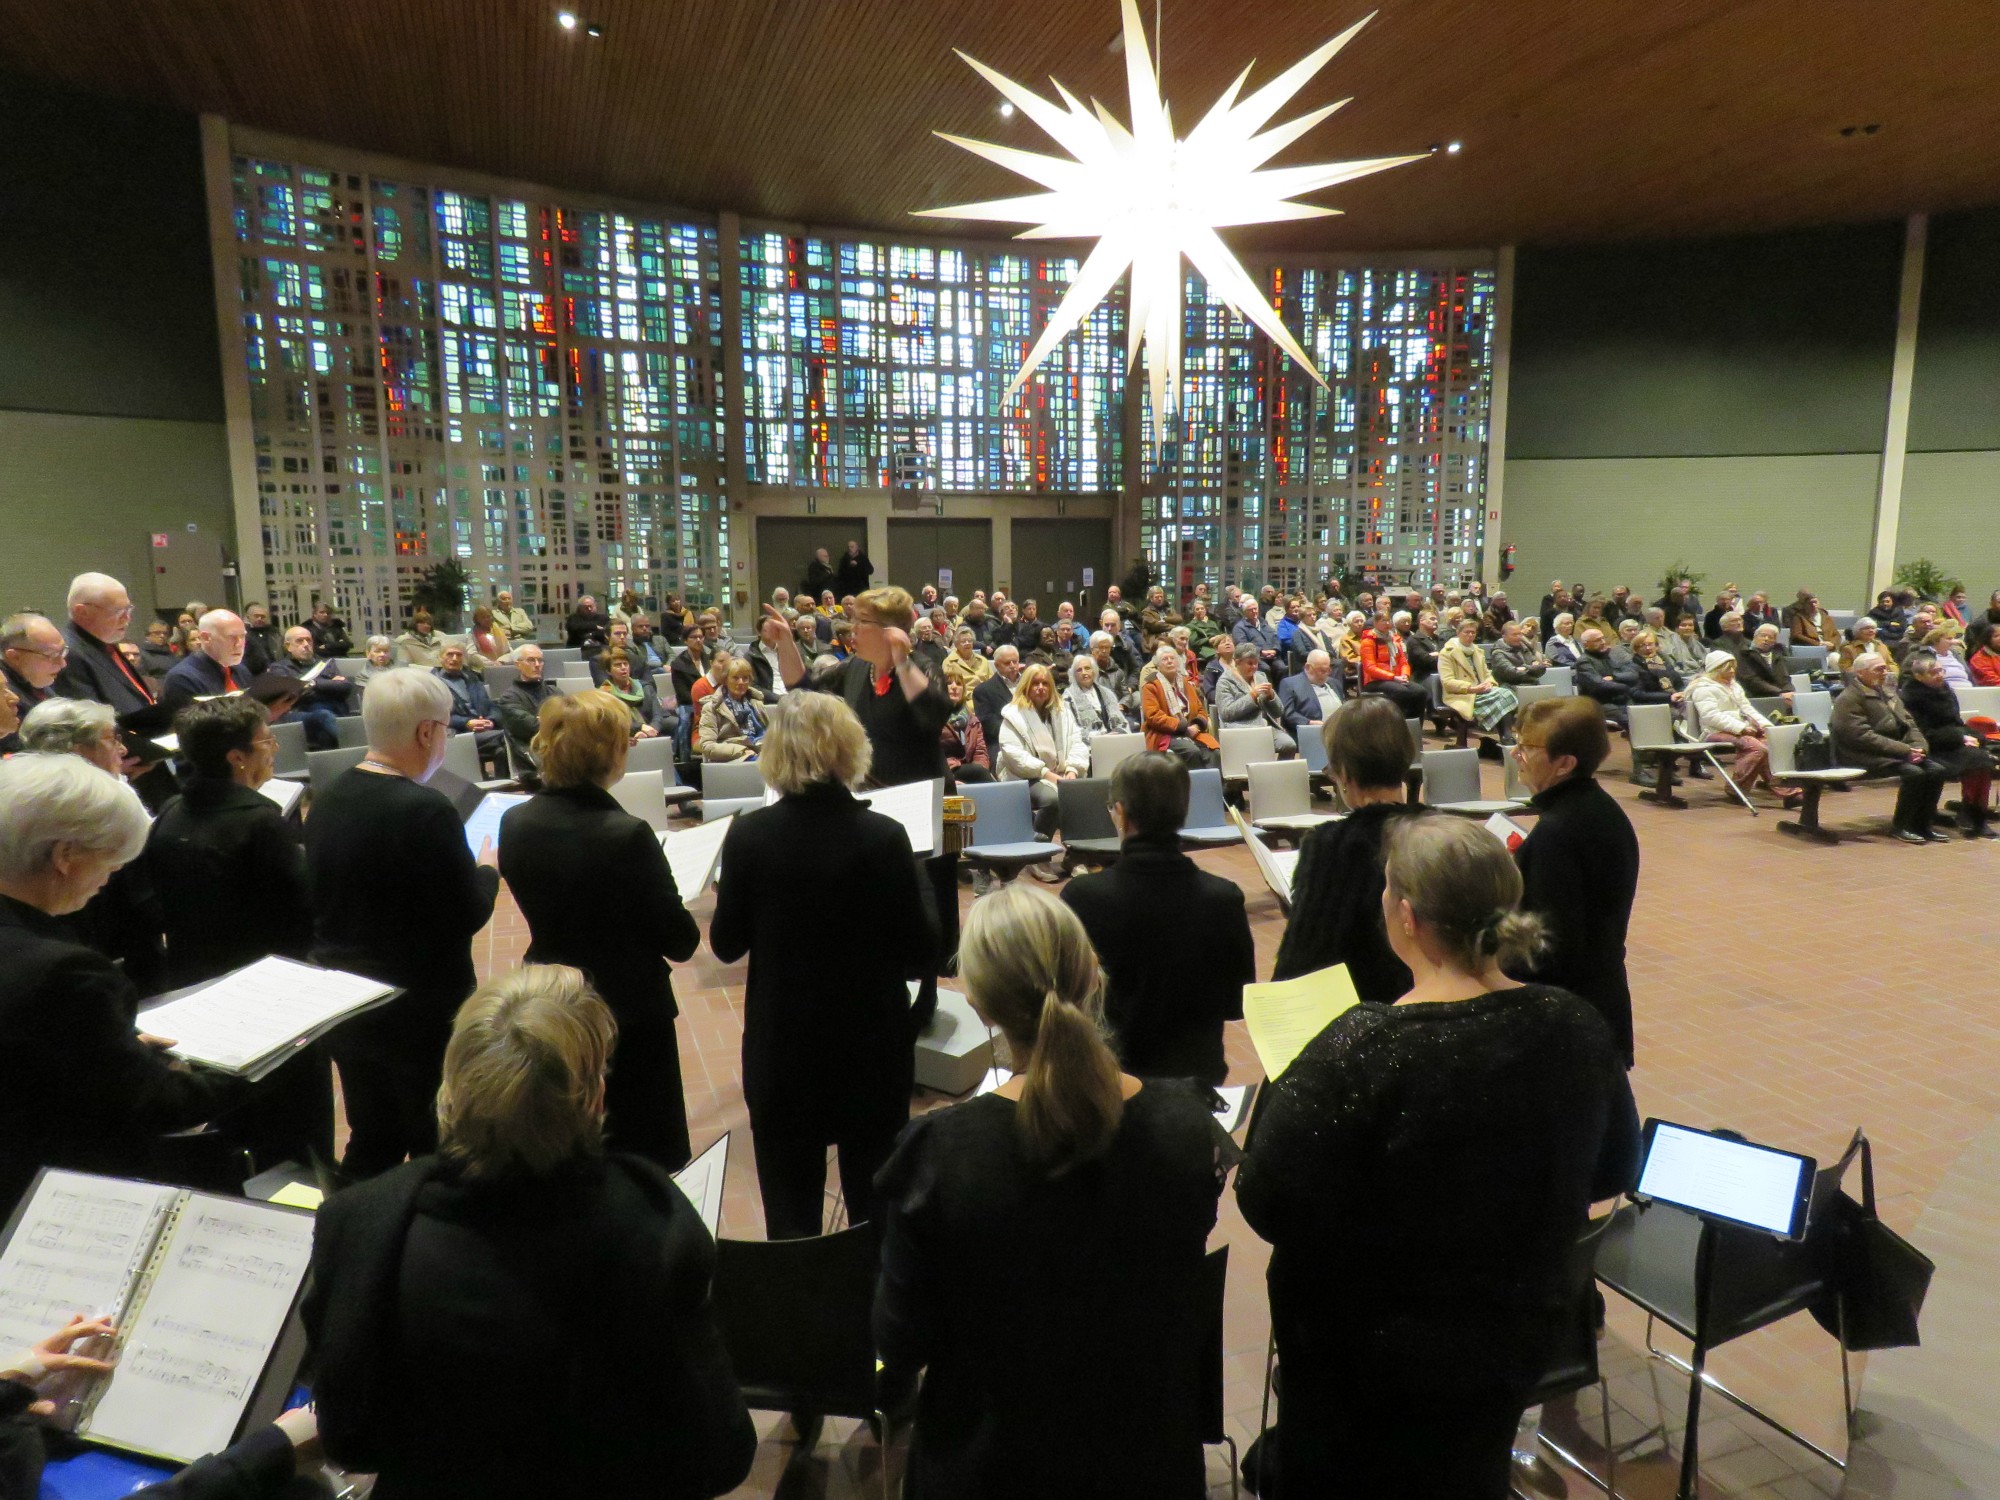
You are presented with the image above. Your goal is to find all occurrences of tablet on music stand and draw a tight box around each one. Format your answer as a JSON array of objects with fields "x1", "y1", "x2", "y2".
[{"x1": 1634, "y1": 1118, "x2": 1816, "y2": 1240}]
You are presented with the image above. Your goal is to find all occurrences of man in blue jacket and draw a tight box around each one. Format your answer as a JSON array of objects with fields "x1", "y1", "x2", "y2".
[{"x1": 1278, "y1": 650, "x2": 1344, "y2": 737}]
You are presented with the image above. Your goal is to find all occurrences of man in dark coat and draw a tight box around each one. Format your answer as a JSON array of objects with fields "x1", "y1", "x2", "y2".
[
  {"x1": 834, "y1": 539, "x2": 874, "y2": 599},
  {"x1": 1508, "y1": 697, "x2": 1641, "y2": 1067},
  {"x1": 1062, "y1": 753, "x2": 1253, "y2": 1084},
  {"x1": 803, "y1": 547, "x2": 838, "y2": 603},
  {"x1": 1, "y1": 612, "x2": 73, "y2": 754},
  {"x1": 971, "y1": 645, "x2": 1023, "y2": 770},
  {"x1": 493, "y1": 644, "x2": 560, "y2": 780},
  {"x1": 565, "y1": 594, "x2": 610, "y2": 651}
]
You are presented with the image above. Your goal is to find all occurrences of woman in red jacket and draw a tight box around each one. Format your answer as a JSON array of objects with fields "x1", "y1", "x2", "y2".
[{"x1": 1358, "y1": 617, "x2": 1430, "y2": 719}]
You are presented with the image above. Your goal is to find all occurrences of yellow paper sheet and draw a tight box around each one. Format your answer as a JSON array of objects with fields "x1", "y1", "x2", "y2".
[
  {"x1": 268, "y1": 1182, "x2": 323, "y2": 1211},
  {"x1": 1242, "y1": 963, "x2": 1361, "y2": 1081}
]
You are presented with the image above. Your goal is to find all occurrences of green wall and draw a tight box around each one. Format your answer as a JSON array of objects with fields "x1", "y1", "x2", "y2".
[
  {"x1": 1900, "y1": 452, "x2": 2000, "y2": 598},
  {"x1": 0, "y1": 73, "x2": 234, "y2": 618},
  {"x1": 1908, "y1": 208, "x2": 2000, "y2": 454}
]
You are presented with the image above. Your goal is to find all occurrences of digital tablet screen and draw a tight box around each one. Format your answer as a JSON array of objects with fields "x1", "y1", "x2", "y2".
[{"x1": 1635, "y1": 1119, "x2": 1815, "y2": 1239}]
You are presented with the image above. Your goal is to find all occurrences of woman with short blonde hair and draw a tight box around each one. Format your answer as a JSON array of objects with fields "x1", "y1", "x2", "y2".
[
  {"x1": 998, "y1": 662, "x2": 1088, "y2": 848},
  {"x1": 758, "y1": 690, "x2": 872, "y2": 794},
  {"x1": 873, "y1": 884, "x2": 1231, "y2": 1496},
  {"x1": 530, "y1": 688, "x2": 631, "y2": 790}
]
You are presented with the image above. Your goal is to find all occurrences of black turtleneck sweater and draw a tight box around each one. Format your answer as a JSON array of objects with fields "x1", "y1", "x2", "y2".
[{"x1": 1271, "y1": 802, "x2": 1415, "y2": 1003}]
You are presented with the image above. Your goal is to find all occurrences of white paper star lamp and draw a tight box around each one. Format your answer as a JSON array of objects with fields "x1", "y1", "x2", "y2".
[{"x1": 919, "y1": 0, "x2": 1424, "y2": 439}]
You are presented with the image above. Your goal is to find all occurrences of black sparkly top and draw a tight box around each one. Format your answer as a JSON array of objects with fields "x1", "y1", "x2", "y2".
[{"x1": 1236, "y1": 984, "x2": 1640, "y2": 1394}]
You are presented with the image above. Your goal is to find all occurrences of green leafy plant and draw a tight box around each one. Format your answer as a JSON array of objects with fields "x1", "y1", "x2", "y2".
[
  {"x1": 1892, "y1": 557, "x2": 1961, "y2": 600},
  {"x1": 1657, "y1": 558, "x2": 1706, "y2": 597},
  {"x1": 408, "y1": 558, "x2": 472, "y2": 630}
]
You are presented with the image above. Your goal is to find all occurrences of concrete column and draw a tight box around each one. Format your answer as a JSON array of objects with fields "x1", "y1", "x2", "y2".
[
  {"x1": 992, "y1": 512, "x2": 1013, "y2": 594},
  {"x1": 197, "y1": 115, "x2": 264, "y2": 608},
  {"x1": 1480, "y1": 245, "x2": 1517, "y2": 590},
  {"x1": 717, "y1": 211, "x2": 750, "y2": 612},
  {"x1": 1869, "y1": 213, "x2": 1927, "y2": 597}
]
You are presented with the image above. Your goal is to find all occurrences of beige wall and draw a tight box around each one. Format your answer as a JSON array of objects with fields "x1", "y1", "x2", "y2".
[
  {"x1": 1500, "y1": 454, "x2": 1881, "y2": 610},
  {"x1": 0, "y1": 409, "x2": 234, "y2": 618},
  {"x1": 1898, "y1": 451, "x2": 2000, "y2": 596}
]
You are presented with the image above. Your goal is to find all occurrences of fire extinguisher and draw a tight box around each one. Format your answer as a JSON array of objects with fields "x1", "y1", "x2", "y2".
[{"x1": 1500, "y1": 543, "x2": 1517, "y2": 580}]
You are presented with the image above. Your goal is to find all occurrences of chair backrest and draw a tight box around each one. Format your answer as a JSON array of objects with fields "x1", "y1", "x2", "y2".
[
  {"x1": 1217, "y1": 723, "x2": 1277, "y2": 778},
  {"x1": 1794, "y1": 691, "x2": 1832, "y2": 729},
  {"x1": 1246, "y1": 758, "x2": 1312, "y2": 821},
  {"x1": 333, "y1": 656, "x2": 369, "y2": 677},
  {"x1": 1954, "y1": 684, "x2": 2000, "y2": 718},
  {"x1": 441, "y1": 731, "x2": 482, "y2": 783},
  {"x1": 712, "y1": 1223, "x2": 880, "y2": 1420},
  {"x1": 1528, "y1": 1214, "x2": 1614, "y2": 1404},
  {"x1": 1511, "y1": 682, "x2": 1566, "y2": 710},
  {"x1": 1055, "y1": 777, "x2": 1118, "y2": 843},
  {"x1": 1787, "y1": 644, "x2": 1829, "y2": 668},
  {"x1": 1765, "y1": 721, "x2": 1805, "y2": 775},
  {"x1": 484, "y1": 663, "x2": 519, "y2": 694},
  {"x1": 1405, "y1": 718, "x2": 1423, "y2": 764},
  {"x1": 608, "y1": 768, "x2": 671, "y2": 832},
  {"x1": 544, "y1": 677, "x2": 573, "y2": 697},
  {"x1": 1088, "y1": 730, "x2": 1145, "y2": 780},
  {"x1": 558, "y1": 664, "x2": 595, "y2": 681},
  {"x1": 1543, "y1": 666, "x2": 1574, "y2": 692},
  {"x1": 1789, "y1": 673, "x2": 1814, "y2": 696},
  {"x1": 700, "y1": 759, "x2": 766, "y2": 802},
  {"x1": 541, "y1": 645, "x2": 581, "y2": 665},
  {"x1": 536, "y1": 614, "x2": 565, "y2": 643},
  {"x1": 1182, "y1": 767, "x2": 1230, "y2": 829},
  {"x1": 622, "y1": 735, "x2": 679, "y2": 783},
  {"x1": 1747, "y1": 696, "x2": 1788, "y2": 721},
  {"x1": 963, "y1": 777, "x2": 1038, "y2": 845},
  {"x1": 1830, "y1": 610, "x2": 1859, "y2": 631},
  {"x1": 652, "y1": 672, "x2": 672, "y2": 700},
  {"x1": 335, "y1": 714, "x2": 371, "y2": 749},
  {"x1": 1297, "y1": 719, "x2": 1329, "y2": 775},
  {"x1": 306, "y1": 744, "x2": 368, "y2": 793},
  {"x1": 1627, "y1": 702, "x2": 1676, "y2": 751},
  {"x1": 1419, "y1": 747, "x2": 1482, "y2": 805},
  {"x1": 268, "y1": 718, "x2": 308, "y2": 776}
]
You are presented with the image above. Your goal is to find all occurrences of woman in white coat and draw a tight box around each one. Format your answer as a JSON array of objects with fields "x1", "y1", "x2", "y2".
[
  {"x1": 1687, "y1": 650, "x2": 1799, "y2": 806},
  {"x1": 998, "y1": 663, "x2": 1090, "y2": 860}
]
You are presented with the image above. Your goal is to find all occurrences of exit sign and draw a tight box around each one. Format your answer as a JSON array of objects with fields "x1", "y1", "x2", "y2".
[{"x1": 151, "y1": 533, "x2": 169, "y2": 548}]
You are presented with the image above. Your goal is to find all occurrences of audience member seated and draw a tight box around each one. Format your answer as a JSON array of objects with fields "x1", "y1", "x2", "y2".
[
  {"x1": 1923, "y1": 622, "x2": 1972, "y2": 687},
  {"x1": 1405, "y1": 609, "x2": 1443, "y2": 682},
  {"x1": 602, "y1": 645, "x2": 675, "y2": 744},
  {"x1": 434, "y1": 642, "x2": 505, "y2": 772},
  {"x1": 564, "y1": 593, "x2": 611, "y2": 651},
  {"x1": 1486, "y1": 618, "x2": 1546, "y2": 690},
  {"x1": 1277, "y1": 649, "x2": 1343, "y2": 736},
  {"x1": 1942, "y1": 586, "x2": 1972, "y2": 626},
  {"x1": 1438, "y1": 615, "x2": 1519, "y2": 742},
  {"x1": 494, "y1": 643, "x2": 558, "y2": 781},
  {"x1": 306, "y1": 599, "x2": 354, "y2": 659},
  {"x1": 264, "y1": 625, "x2": 347, "y2": 748},
  {"x1": 161, "y1": 608, "x2": 256, "y2": 708},
  {"x1": 1062, "y1": 753, "x2": 1253, "y2": 1083},
  {"x1": 1509, "y1": 697, "x2": 1643, "y2": 1065},
  {"x1": 0, "y1": 754, "x2": 239, "y2": 1219},
  {"x1": 137, "y1": 619, "x2": 179, "y2": 684},
  {"x1": 1834, "y1": 652, "x2": 1955, "y2": 846},
  {"x1": 492, "y1": 589, "x2": 536, "y2": 645},
  {"x1": 971, "y1": 643, "x2": 1023, "y2": 764},
  {"x1": 694, "y1": 657, "x2": 765, "y2": 761},
  {"x1": 1898, "y1": 650, "x2": 1997, "y2": 839},
  {"x1": 1968, "y1": 620, "x2": 2000, "y2": 686},
  {"x1": 1890, "y1": 605, "x2": 1940, "y2": 666},
  {"x1": 709, "y1": 692, "x2": 936, "y2": 1238},
  {"x1": 1140, "y1": 645, "x2": 1220, "y2": 769},
  {"x1": 590, "y1": 621, "x2": 642, "y2": 683},
  {"x1": 1238, "y1": 812, "x2": 1640, "y2": 1499},
  {"x1": 393, "y1": 608, "x2": 447, "y2": 668},
  {"x1": 350, "y1": 635, "x2": 395, "y2": 694},
  {"x1": 1087, "y1": 630, "x2": 1136, "y2": 710},
  {"x1": 1230, "y1": 601, "x2": 1281, "y2": 672},
  {"x1": 1064, "y1": 653, "x2": 1130, "y2": 740},
  {"x1": 940, "y1": 676, "x2": 994, "y2": 784},
  {"x1": 465, "y1": 605, "x2": 511, "y2": 666},
  {"x1": 1867, "y1": 589, "x2": 1909, "y2": 643},
  {"x1": 1688, "y1": 651, "x2": 1797, "y2": 807},
  {"x1": 1735, "y1": 622, "x2": 1795, "y2": 703},
  {"x1": 1545, "y1": 611, "x2": 1584, "y2": 668},
  {"x1": 1786, "y1": 589, "x2": 1837, "y2": 650},
  {"x1": 305, "y1": 670, "x2": 500, "y2": 1179},
  {"x1": 1356, "y1": 615, "x2": 1429, "y2": 719},
  {"x1": 1572, "y1": 628, "x2": 1636, "y2": 726},
  {"x1": 876, "y1": 884, "x2": 1231, "y2": 1498},
  {"x1": 998, "y1": 663, "x2": 1088, "y2": 854},
  {"x1": 1214, "y1": 642, "x2": 1298, "y2": 756},
  {"x1": 908, "y1": 615, "x2": 946, "y2": 675},
  {"x1": 500, "y1": 694, "x2": 703, "y2": 1167},
  {"x1": 1271, "y1": 698, "x2": 1414, "y2": 1002},
  {"x1": 304, "y1": 966, "x2": 755, "y2": 1499},
  {"x1": 1839, "y1": 617, "x2": 1897, "y2": 682},
  {"x1": 942, "y1": 626, "x2": 993, "y2": 692},
  {"x1": 1183, "y1": 597, "x2": 1224, "y2": 660},
  {"x1": 1741, "y1": 591, "x2": 1783, "y2": 633},
  {"x1": 1630, "y1": 630, "x2": 1690, "y2": 712}
]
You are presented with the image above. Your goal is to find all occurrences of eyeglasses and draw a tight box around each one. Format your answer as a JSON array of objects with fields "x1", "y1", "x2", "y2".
[{"x1": 16, "y1": 644, "x2": 68, "y2": 660}]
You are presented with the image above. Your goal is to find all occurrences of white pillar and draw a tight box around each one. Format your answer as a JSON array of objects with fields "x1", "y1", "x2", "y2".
[
  {"x1": 1480, "y1": 245, "x2": 1517, "y2": 590},
  {"x1": 198, "y1": 115, "x2": 264, "y2": 609},
  {"x1": 1870, "y1": 214, "x2": 1927, "y2": 599}
]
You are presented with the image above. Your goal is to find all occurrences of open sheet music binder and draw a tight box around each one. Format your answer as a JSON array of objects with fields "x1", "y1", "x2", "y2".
[
  {"x1": 0, "y1": 1169, "x2": 313, "y2": 1466},
  {"x1": 137, "y1": 957, "x2": 401, "y2": 1083}
]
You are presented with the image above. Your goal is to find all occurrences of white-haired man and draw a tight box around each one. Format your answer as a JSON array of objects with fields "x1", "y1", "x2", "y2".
[
  {"x1": 57, "y1": 572, "x2": 154, "y2": 715},
  {"x1": 161, "y1": 609, "x2": 252, "y2": 708},
  {"x1": 304, "y1": 669, "x2": 499, "y2": 1178}
]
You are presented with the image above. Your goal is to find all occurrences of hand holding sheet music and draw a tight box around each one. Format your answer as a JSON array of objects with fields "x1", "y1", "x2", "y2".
[
  {"x1": 137, "y1": 957, "x2": 396, "y2": 1077},
  {"x1": 661, "y1": 814, "x2": 733, "y2": 903},
  {"x1": 1241, "y1": 964, "x2": 1362, "y2": 1081}
]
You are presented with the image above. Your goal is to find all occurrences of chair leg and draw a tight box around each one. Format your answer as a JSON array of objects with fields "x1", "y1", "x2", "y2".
[
  {"x1": 1224, "y1": 1433, "x2": 1240, "y2": 1500},
  {"x1": 1603, "y1": 1377, "x2": 1619, "y2": 1500},
  {"x1": 1776, "y1": 781, "x2": 1839, "y2": 844},
  {"x1": 1677, "y1": 1340, "x2": 1706, "y2": 1500}
]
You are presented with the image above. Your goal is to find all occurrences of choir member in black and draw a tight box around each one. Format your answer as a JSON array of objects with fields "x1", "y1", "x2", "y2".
[
  {"x1": 1508, "y1": 695, "x2": 1642, "y2": 1066},
  {"x1": 304, "y1": 967, "x2": 755, "y2": 1499},
  {"x1": 875, "y1": 884, "x2": 1233, "y2": 1498},
  {"x1": 1270, "y1": 696, "x2": 1415, "y2": 1001},
  {"x1": 1062, "y1": 751, "x2": 1254, "y2": 1083},
  {"x1": 709, "y1": 692, "x2": 935, "y2": 1238},
  {"x1": 305, "y1": 670, "x2": 498, "y2": 1179},
  {"x1": 500, "y1": 688, "x2": 702, "y2": 1169},
  {"x1": 1238, "y1": 814, "x2": 1639, "y2": 1498},
  {"x1": 0, "y1": 754, "x2": 235, "y2": 1219}
]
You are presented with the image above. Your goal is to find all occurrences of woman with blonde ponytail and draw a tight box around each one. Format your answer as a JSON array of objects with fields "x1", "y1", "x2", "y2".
[
  {"x1": 1237, "y1": 813, "x2": 1642, "y2": 1499},
  {"x1": 874, "y1": 885, "x2": 1233, "y2": 1498}
]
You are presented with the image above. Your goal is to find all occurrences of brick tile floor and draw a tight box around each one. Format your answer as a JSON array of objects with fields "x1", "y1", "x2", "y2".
[{"x1": 380, "y1": 734, "x2": 1999, "y2": 1497}]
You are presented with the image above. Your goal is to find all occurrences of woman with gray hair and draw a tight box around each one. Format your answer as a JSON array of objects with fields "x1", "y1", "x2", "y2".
[
  {"x1": 1063, "y1": 652, "x2": 1130, "y2": 741},
  {"x1": 351, "y1": 633, "x2": 396, "y2": 694},
  {"x1": 17, "y1": 696, "x2": 122, "y2": 771},
  {"x1": 304, "y1": 668, "x2": 500, "y2": 1179},
  {"x1": 0, "y1": 754, "x2": 236, "y2": 1217}
]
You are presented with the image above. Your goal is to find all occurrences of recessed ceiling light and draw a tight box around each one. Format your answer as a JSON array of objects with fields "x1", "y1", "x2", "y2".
[
  {"x1": 999, "y1": 101, "x2": 1016, "y2": 118},
  {"x1": 1445, "y1": 140, "x2": 1463, "y2": 154},
  {"x1": 556, "y1": 10, "x2": 577, "y2": 28},
  {"x1": 584, "y1": 20, "x2": 604, "y2": 36},
  {"x1": 1836, "y1": 123, "x2": 1881, "y2": 138}
]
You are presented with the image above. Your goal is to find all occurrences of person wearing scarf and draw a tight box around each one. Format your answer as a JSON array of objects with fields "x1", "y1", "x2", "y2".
[{"x1": 694, "y1": 658, "x2": 765, "y2": 760}]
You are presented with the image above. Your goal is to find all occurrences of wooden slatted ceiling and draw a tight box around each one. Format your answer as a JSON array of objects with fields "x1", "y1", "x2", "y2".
[{"x1": 1, "y1": 0, "x2": 1995, "y2": 247}]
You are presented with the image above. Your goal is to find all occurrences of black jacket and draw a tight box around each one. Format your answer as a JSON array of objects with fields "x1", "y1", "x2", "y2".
[
  {"x1": 308, "y1": 615, "x2": 353, "y2": 658},
  {"x1": 0, "y1": 663, "x2": 61, "y2": 754},
  {"x1": 825, "y1": 655, "x2": 951, "y2": 788},
  {"x1": 495, "y1": 677, "x2": 561, "y2": 762},
  {"x1": 1735, "y1": 646, "x2": 1791, "y2": 700},
  {"x1": 0, "y1": 894, "x2": 234, "y2": 1218},
  {"x1": 1510, "y1": 775, "x2": 1640, "y2": 1066},
  {"x1": 57, "y1": 622, "x2": 157, "y2": 717},
  {"x1": 709, "y1": 784, "x2": 935, "y2": 1135},
  {"x1": 161, "y1": 651, "x2": 253, "y2": 709},
  {"x1": 144, "y1": 780, "x2": 313, "y2": 988},
  {"x1": 1062, "y1": 834, "x2": 1255, "y2": 1084},
  {"x1": 803, "y1": 558, "x2": 837, "y2": 601},
  {"x1": 1270, "y1": 803, "x2": 1415, "y2": 1004},
  {"x1": 304, "y1": 1153, "x2": 755, "y2": 1499},
  {"x1": 565, "y1": 608, "x2": 610, "y2": 651},
  {"x1": 834, "y1": 551, "x2": 874, "y2": 598},
  {"x1": 500, "y1": 785, "x2": 700, "y2": 1028},
  {"x1": 971, "y1": 673, "x2": 1016, "y2": 772},
  {"x1": 1899, "y1": 675, "x2": 1983, "y2": 755}
]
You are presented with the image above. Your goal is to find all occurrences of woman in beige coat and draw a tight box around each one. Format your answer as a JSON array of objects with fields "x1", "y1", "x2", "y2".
[{"x1": 1437, "y1": 617, "x2": 1520, "y2": 738}]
